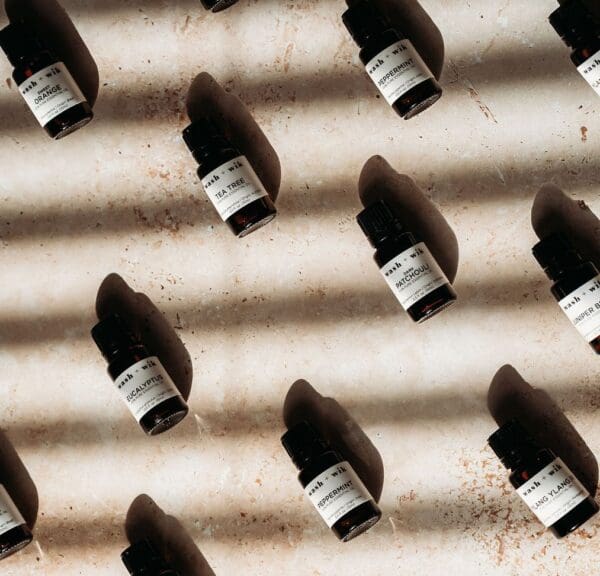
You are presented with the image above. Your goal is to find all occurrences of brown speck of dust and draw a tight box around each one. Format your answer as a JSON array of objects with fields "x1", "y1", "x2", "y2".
[{"x1": 581, "y1": 126, "x2": 588, "y2": 142}]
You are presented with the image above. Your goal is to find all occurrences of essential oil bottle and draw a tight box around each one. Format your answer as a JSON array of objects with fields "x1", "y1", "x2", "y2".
[
  {"x1": 183, "y1": 118, "x2": 277, "y2": 237},
  {"x1": 488, "y1": 419, "x2": 599, "y2": 538},
  {"x1": 533, "y1": 233, "x2": 600, "y2": 354},
  {"x1": 281, "y1": 421, "x2": 381, "y2": 542},
  {"x1": 0, "y1": 485, "x2": 33, "y2": 561},
  {"x1": 122, "y1": 540, "x2": 181, "y2": 576},
  {"x1": 357, "y1": 200, "x2": 456, "y2": 323},
  {"x1": 0, "y1": 21, "x2": 93, "y2": 139},
  {"x1": 91, "y1": 314, "x2": 189, "y2": 436},
  {"x1": 342, "y1": 0, "x2": 442, "y2": 119},
  {"x1": 200, "y1": 0, "x2": 239, "y2": 12},
  {"x1": 549, "y1": 0, "x2": 600, "y2": 96}
]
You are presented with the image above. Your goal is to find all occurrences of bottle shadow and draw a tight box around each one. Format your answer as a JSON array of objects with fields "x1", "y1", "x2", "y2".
[
  {"x1": 126, "y1": 494, "x2": 216, "y2": 576},
  {"x1": 283, "y1": 379, "x2": 384, "y2": 502},
  {"x1": 95, "y1": 273, "x2": 193, "y2": 401},
  {"x1": 358, "y1": 155, "x2": 459, "y2": 283},
  {"x1": 5, "y1": 0, "x2": 99, "y2": 106},
  {"x1": 487, "y1": 364, "x2": 599, "y2": 496},
  {"x1": 372, "y1": 0, "x2": 445, "y2": 79},
  {"x1": 186, "y1": 72, "x2": 281, "y2": 202},
  {"x1": 531, "y1": 184, "x2": 600, "y2": 269},
  {"x1": 0, "y1": 429, "x2": 38, "y2": 530}
]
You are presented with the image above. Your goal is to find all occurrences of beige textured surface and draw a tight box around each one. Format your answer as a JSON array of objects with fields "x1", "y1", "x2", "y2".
[{"x1": 0, "y1": 0, "x2": 599, "y2": 574}]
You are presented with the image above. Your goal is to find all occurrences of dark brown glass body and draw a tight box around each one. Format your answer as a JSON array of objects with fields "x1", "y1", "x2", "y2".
[
  {"x1": 196, "y1": 144, "x2": 277, "y2": 237},
  {"x1": 0, "y1": 523, "x2": 33, "y2": 561},
  {"x1": 201, "y1": 0, "x2": 239, "y2": 12},
  {"x1": 298, "y1": 449, "x2": 381, "y2": 542},
  {"x1": 373, "y1": 230, "x2": 456, "y2": 322},
  {"x1": 508, "y1": 446, "x2": 598, "y2": 538},
  {"x1": 549, "y1": 261, "x2": 600, "y2": 354},
  {"x1": 358, "y1": 29, "x2": 442, "y2": 120},
  {"x1": 12, "y1": 51, "x2": 93, "y2": 139},
  {"x1": 107, "y1": 343, "x2": 188, "y2": 435}
]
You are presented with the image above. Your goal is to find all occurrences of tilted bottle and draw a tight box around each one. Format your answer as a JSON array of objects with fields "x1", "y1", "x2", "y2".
[
  {"x1": 532, "y1": 233, "x2": 600, "y2": 354},
  {"x1": 0, "y1": 21, "x2": 93, "y2": 139},
  {"x1": 91, "y1": 314, "x2": 189, "y2": 435},
  {"x1": 342, "y1": 0, "x2": 442, "y2": 119},
  {"x1": 281, "y1": 421, "x2": 381, "y2": 542},
  {"x1": 489, "y1": 419, "x2": 599, "y2": 538}
]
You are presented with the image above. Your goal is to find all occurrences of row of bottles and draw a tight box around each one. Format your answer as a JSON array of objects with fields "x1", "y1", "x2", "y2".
[
  {"x1": 0, "y1": 0, "x2": 599, "y2": 142},
  {"x1": 0, "y1": 407, "x2": 597, "y2": 564}
]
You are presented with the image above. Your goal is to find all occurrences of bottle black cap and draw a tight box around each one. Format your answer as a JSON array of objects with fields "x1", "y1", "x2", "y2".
[
  {"x1": 532, "y1": 232, "x2": 582, "y2": 280},
  {"x1": 0, "y1": 22, "x2": 47, "y2": 67},
  {"x1": 91, "y1": 313, "x2": 139, "y2": 360},
  {"x1": 549, "y1": 0, "x2": 600, "y2": 47},
  {"x1": 488, "y1": 419, "x2": 539, "y2": 470},
  {"x1": 356, "y1": 200, "x2": 404, "y2": 248},
  {"x1": 281, "y1": 421, "x2": 329, "y2": 469},
  {"x1": 122, "y1": 540, "x2": 170, "y2": 575},
  {"x1": 342, "y1": 0, "x2": 391, "y2": 47}
]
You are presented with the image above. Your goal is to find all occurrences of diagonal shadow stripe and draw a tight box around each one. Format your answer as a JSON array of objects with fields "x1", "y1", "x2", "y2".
[
  {"x1": 0, "y1": 273, "x2": 555, "y2": 347},
  {"x1": 6, "y1": 375, "x2": 600, "y2": 449},
  {"x1": 0, "y1": 41, "x2": 585, "y2": 133},
  {"x1": 0, "y1": 154, "x2": 598, "y2": 245},
  {"x1": 28, "y1": 492, "x2": 548, "y2": 550}
]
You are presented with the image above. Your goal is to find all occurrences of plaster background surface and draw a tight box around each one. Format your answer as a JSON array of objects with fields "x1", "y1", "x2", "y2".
[{"x1": 0, "y1": 0, "x2": 599, "y2": 574}]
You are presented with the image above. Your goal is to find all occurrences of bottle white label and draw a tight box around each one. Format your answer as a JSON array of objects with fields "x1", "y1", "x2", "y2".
[
  {"x1": 17, "y1": 62, "x2": 86, "y2": 127},
  {"x1": 516, "y1": 458, "x2": 589, "y2": 527},
  {"x1": 0, "y1": 485, "x2": 25, "y2": 537},
  {"x1": 577, "y1": 50, "x2": 600, "y2": 96},
  {"x1": 304, "y1": 461, "x2": 371, "y2": 528},
  {"x1": 201, "y1": 155, "x2": 269, "y2": 221},
  {"x1": 380, "y1": 242, "x2": 449, "y2": 310},
  {"x1": 559, "y1": 274, "x2": 600, "y2": 343},
  {"x1": 114, "y1": 357, "x2": 181, "y2": 422},
  {"x1": 365, "y1": 40, "x2": 434, "y2": 105}
]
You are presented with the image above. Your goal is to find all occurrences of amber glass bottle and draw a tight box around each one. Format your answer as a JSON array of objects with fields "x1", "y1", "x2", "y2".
[
  {"x1": 183, "y1": 118, "x2": 277, "y2": 237},
  {"x1": 281, "y1": 421, "x2": 381, "y2": 542},
  {"x1": 357, "y1": 200, "x2": 456, "y2": 322},
  {"x1": 342, "y1": 0, "x2": 442, "y2": 119},
  {"x1": 0, "y1": 485, "x2": 32, "y2": 561},
  {"x1": 533, "y1": 233, "x2": 600, "y2": 354},
  {"x1": 489, "y1": 419, "x2": 599, "y2": 538},
  {"x1": 200, "y1": 0, "x2": 239, "y2": 12},
  {"x1": 550, "y1": 0, "x2": 600, "y2": 96},
  {"x1": 0, "y1": 21, "x2": 93, "y2": 139},
  {"x1": 91, "y1": 314, "x2": 189, "y2": 436}
]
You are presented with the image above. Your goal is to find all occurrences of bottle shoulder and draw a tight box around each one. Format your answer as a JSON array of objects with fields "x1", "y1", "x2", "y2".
[
  {"x1": 297, "y1": 451, "x2": 343, "y2": 487},
  {"x1": 551, "y1": 262, "x2": 599, "y2": 299},
  {"x1": 106, "y1": 345, "x2": 151, "y2": 379},
  {"x1": 508, "y1": 448, "x2": 555, "y2": 489},
  {"x1": 196, "y1": 146, "x2": 241, "y2": 178},
  {"x1": 359, "y1": 29, "x2": 403, "y2": 64},
  {"x1": 12, "y1": 52, "x2": 58, "y2": 84},
  {"x1": 570, "y1": 38, "x2": 600, "y2": 66},
  {"x1": 374, "y1": 233, "x2": 418, "y2": 268}
]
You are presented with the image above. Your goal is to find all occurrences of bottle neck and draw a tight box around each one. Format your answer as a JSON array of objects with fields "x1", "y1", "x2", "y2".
[
  {"x1": 353, "y1": 27, "x2": 386, "y2": 48},
  {"x1": 292, "y1": 444, "x2": 333, "y2": 470},
  {"x1": 499, "y1": 443, "x2": 540, "y2": 471},
  {"x1": 373, "y1": 230, "x2": 416, "y2": 257},
  {"x1": 191, "y1": 139, "x2": 236, "y2": 167},
  {"x1": 543, "y1": 250, "x2": 584, "y2": 281},
  {"x1": 104, "y1": 342, "x2": 148, "y2": 365},
  {"x1": 563, "y1": 27, "x2": 600, "y2": 49}
]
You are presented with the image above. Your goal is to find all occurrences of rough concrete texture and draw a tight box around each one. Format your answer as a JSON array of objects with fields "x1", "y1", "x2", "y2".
[{"x1": 0, "y1": 0, "x2": 599, "y2": 574}]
